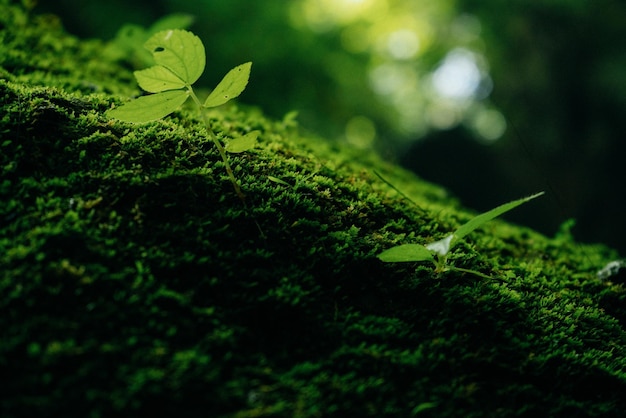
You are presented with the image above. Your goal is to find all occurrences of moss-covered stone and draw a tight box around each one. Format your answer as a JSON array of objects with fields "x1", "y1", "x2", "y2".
[{"x1": 2, "y1": 1, "x2": 626, "y2": 416}]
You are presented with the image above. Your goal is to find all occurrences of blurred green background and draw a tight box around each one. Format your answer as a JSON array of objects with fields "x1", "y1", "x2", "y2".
[{"x1": 37, "y1": 0, "x2": 626, "y2": 254}]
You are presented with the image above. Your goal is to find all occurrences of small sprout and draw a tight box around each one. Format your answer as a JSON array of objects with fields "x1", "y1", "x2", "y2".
[
  {"x1": 106, "y1": 29, "x2": 253, "y2": 202},
  {"x1": 378, "y1": 192, "x2": 545, "y2": 279}
]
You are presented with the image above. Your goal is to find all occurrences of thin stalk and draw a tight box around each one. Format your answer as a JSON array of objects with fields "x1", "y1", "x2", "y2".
[
  {"x1": 188, "y1": 87, "x2": 265, "y2": 238},
  {"x1": 448, "y1": 266, "x2": 493, "y2": 280},
  {"x1": 187, "y1": 87, "x2": 245, "y2": 202},
  {"x1": 373, "y1": 170, "x2": 425, "y2": 214},
  {"x1": 434, "y1": 255, "x2": 493, "y2": 279}
]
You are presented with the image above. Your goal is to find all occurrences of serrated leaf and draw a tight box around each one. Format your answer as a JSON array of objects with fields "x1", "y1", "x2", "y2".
[
  {"x1": 453, "y1": 192, "x2": 545, "y2": 246},
  {"x1": 225, "y1": 131, "x2": 259, "y2": 153},
  {"x1": 204, "y1": 62, "x2": 252, "y2": 108},
  {"x1": 106, "y1": 90, "x2": 189, "y2": 123},
  {"x1": 144, "y1": 29, "x2": 205, "y2": 85},
  {"x1": 377, "y1": 244, "x2": 434, "y2": 263},
  {"x1": 134, "y1": 65, "x2": 186, "y2": 93}
]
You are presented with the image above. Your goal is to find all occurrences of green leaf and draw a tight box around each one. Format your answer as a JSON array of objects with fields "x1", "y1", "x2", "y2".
[
  {"x1": 112, "y1": 24, "x2": 146, "y2": 50},
  {"x1": 377, "y1": 244, "x2": 434, "y2": 263},
  {"x1": 204, "y1": 62, "x2": 252, "y2": 108},
  {"x1": 134, "y1": 65, "x2": 186, "y2": 93},
  {"x1": 148, "y1": 13, "x2": 194, "y2": 35},
  {"x1": 106, "y1": 90, "x2": 189, "y2": 123},
  {"x1": 144, "y1": 29, "x2": 205, "y2": 85},
  {"x1": 225, "y1": 131, "x2": 259, "y2": 153},
  {"x1": 412, "y1": 402, "x2": 438, "y2": 415},
  {"x1": 267, "y1": 175, "x2": 291, "y2": 187},
  {"x1": 453, "y1": 191, "x2": 544, "y2": 246}
]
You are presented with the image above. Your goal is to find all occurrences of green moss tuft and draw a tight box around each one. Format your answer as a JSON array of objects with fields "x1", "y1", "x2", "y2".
[{"x1": 1, "y1": 1, "x2": 626, "y2": 417}]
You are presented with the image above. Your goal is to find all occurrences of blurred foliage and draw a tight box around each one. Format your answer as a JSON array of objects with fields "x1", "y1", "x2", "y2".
[
  {"x1": 36, "y1": 0, "x2": 496, "y2": 145},
  {"x1": 449, "y1": 0, "x2": 626, "y2": 252},
  {"x1": 36, "y1": 0, "x2": 626, "y2": 252},
  {"x1": 104, "y1": 13, "x2": 195, "y2": 68}
]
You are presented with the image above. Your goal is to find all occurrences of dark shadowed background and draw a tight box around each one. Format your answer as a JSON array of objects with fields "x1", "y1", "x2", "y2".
[{"x1": 37, "y1": 0, "x2": 626, "y2": 254}]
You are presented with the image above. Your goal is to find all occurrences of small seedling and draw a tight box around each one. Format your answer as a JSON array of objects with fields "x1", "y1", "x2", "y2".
[
  {"x1": 378, "y1": 192, "x2": 544, "y2": 279},
  {"x1": 106, "y1": 29, "x2": 258, "y2": 202}
]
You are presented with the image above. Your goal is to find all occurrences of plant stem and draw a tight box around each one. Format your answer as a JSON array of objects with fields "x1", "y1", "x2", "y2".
[
  {"x1": 187, "y1": 87, "x2": 245, "y2": 202},
  {"x1": 449, "y1": 266, "x2": 493, "y2": 280},
  {"x1": 187, "y1": 87, "x2": 266, "y2": 238}
]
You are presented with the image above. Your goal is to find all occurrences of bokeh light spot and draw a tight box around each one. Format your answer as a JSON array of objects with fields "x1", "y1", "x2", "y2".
[
  {"x1": 387, "y1": 29, "x2": 420, "y2": 59},
  {"x1": 345, "y1": 116, "x2": 376, "y2": 148},
  {"x1": 432, "y1": 48, "x2": 482, "y2": 100},
  {"x1": 469, "y1": 108, "x2": 507, "y2": 142},
  {"x1": 368, "y1": 63, "x2": 416, "y2": 96}
]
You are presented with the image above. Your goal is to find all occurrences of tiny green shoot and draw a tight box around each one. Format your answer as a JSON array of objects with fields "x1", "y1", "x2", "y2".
[
  {"x1": 378, "y1": 192, "x2": 545, "y2": 279},
  {"x1": 106, "y1": 29, "x2": 257, "y2": 202}
]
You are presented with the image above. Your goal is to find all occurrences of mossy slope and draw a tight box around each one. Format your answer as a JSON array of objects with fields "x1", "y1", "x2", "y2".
[{"x1": 2, "y1": 2, "x2": 626, "y2": 417}]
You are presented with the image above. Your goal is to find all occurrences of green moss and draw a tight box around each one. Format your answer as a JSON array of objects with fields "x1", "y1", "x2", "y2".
[{"x1": 2, "y1": 1, "x2": 626, "y2": 417}]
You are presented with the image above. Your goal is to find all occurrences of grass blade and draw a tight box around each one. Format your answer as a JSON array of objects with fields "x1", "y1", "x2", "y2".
[{"x1": 453, "y1": 191, "x2": 544, "y2": 244}]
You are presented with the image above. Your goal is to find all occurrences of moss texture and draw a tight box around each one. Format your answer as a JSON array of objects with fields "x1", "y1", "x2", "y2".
[{"x1": 2, "y1": 2, "x2": 626, "y2": 417}]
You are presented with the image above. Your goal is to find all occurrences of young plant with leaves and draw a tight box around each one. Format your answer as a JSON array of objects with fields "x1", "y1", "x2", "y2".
[
  {"x1": 107, "y1": 29, "x2": 257, "y2": 201},
  {"x1": 378, "y1": 192, "x2": 545, "y2": 279}
]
